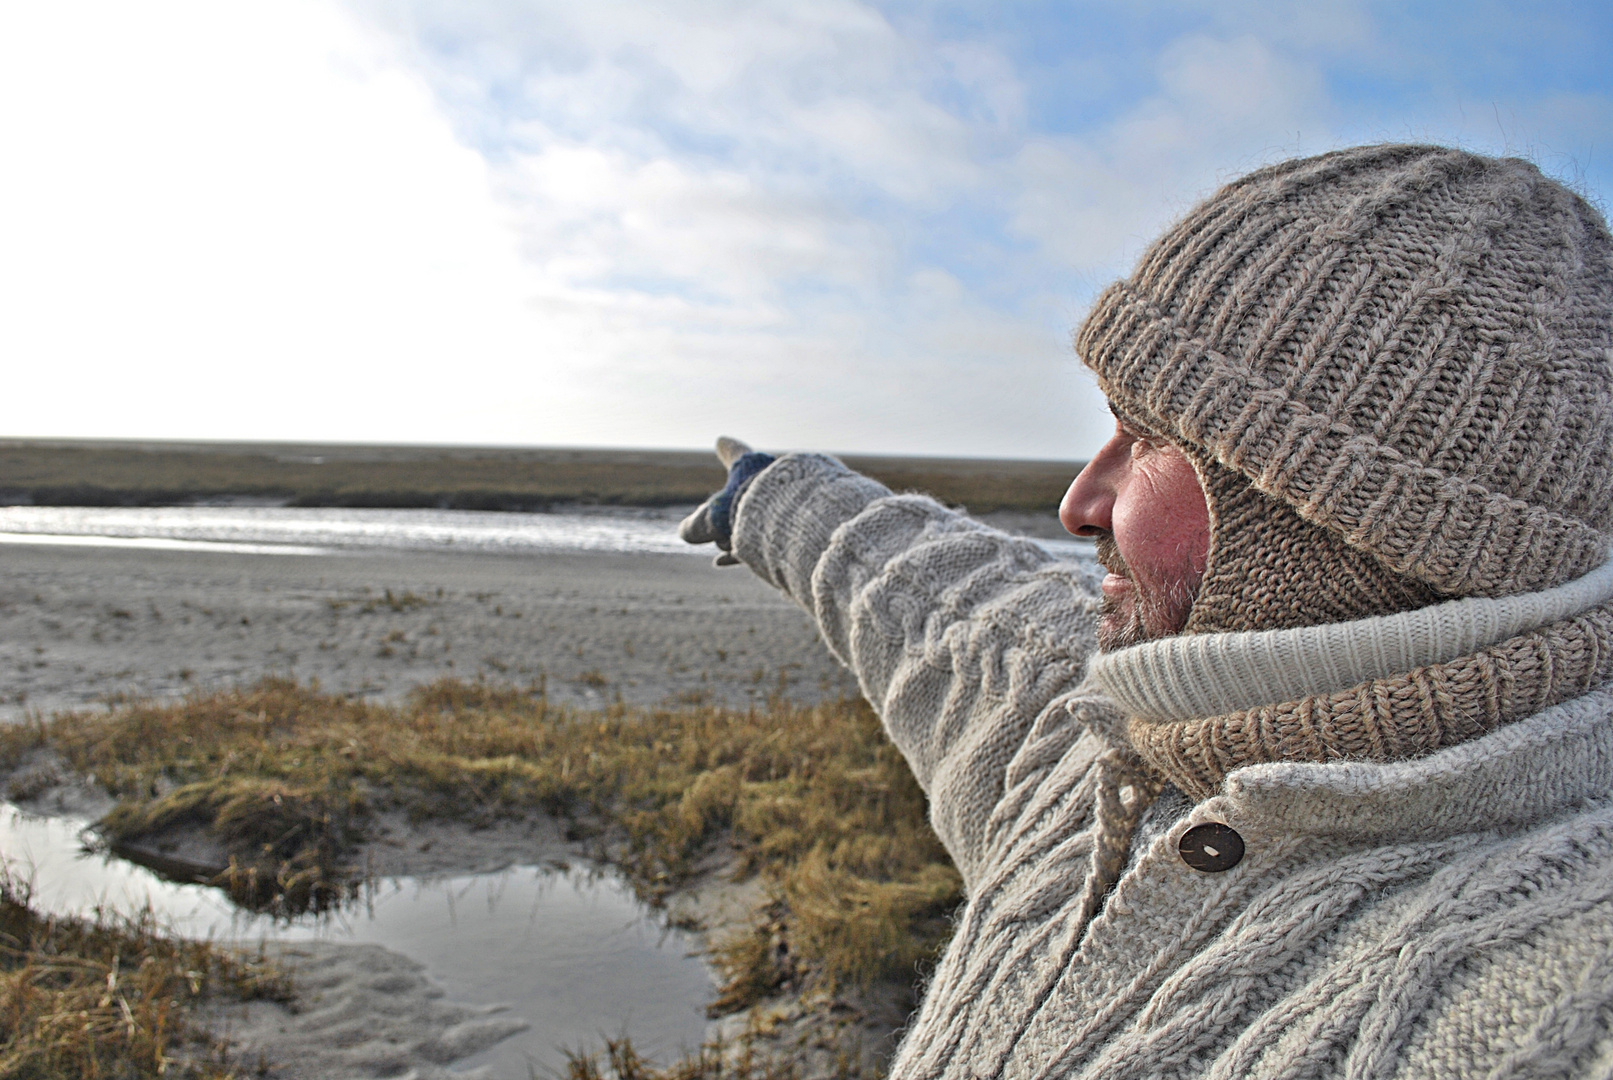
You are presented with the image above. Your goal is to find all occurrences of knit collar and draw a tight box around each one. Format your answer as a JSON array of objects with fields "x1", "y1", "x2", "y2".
[
  {"x1": 1069, "y1": 558, "x2": 1613, "y2": 802},
  {"x1": 1089, "y1": 557, "x2": 1613, "y2": 723}
]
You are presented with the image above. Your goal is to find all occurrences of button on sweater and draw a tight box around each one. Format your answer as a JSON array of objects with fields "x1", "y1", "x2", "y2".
[{"x1": 731, "y1": 452, "x2": 1613, "y2": 1080}]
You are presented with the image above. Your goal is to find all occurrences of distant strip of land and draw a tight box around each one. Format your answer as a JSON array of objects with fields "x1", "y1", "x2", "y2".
[{"x1": 0, "y1": 438, "x2": 1083, "y2": 515}]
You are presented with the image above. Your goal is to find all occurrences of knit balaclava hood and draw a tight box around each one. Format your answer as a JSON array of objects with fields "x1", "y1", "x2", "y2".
[{"x1": 1078, "y1": 144, "x2": 1613, "y2": 635}]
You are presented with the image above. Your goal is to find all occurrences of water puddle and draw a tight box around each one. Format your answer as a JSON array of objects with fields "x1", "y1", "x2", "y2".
[
  {"x1": 0, "y1": 531, "x2": 331, "y2": 556},
  {"x1": 0, "y1": 504, "x2": 1094, "y2": 560},
  {"x1": 0, "y1": 803, "x2": 714, "y2": 1074},
  {"x1": 0, "y1": 505, "x2": 700, "y2": 557}
]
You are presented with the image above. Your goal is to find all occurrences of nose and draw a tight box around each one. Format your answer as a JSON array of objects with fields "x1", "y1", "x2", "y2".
[{"x1": 1060, "y1": 432, "x2": 1125, "y2": 537}]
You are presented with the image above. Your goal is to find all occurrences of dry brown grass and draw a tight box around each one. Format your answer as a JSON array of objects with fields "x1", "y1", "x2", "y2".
[
  {"x1": 0, "y1": 872, "x2": 289, "y2": 1079},
  {"x1": 0, "y1": 439, "x2": 1077, "y2": 514},
  {"x1": 0, "y1": 679, "x2": 962, "y2": 1006},
  {"x1": 562, "y1": 1032, "x2": 816, "y2": 1080}
]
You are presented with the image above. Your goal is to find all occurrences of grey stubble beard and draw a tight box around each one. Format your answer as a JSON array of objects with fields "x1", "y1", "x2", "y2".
[{"x1": 1093, "y1": 533, "x2": 1199, "y2": 651}]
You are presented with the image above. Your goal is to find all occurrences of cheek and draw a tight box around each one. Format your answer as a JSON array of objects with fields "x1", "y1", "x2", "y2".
[
  {"x1": 1112, "y1": 458, "x2": 1210, "y2": 585},
  {"x1": 1164, "y1": 466, "x2": 1211, "y2": 570}
]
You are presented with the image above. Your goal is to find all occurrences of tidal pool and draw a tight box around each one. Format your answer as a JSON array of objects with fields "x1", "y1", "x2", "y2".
[{"x1": 0, "y1": 802, "x2": 715, "y2": 1074}]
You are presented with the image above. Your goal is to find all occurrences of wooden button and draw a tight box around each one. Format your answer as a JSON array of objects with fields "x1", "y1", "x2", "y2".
[{"x1": 1178, "y1": 822, "x2": 1244, "y2": 873}]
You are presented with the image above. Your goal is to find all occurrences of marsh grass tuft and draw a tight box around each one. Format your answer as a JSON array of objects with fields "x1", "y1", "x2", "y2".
[
  {"x1": 706, "y1": 914, "x2": 792, "y2": 1017},
  {"x1": 101, "y1": 776, "x2": 361, "y2": 914},
  {"x1": 0, "y1": 679, "x2": 961, "y2": 1005},
  {"x1": 561, "y1": 1032, "x2": 808, "y2": 1080},
  {"x1": 0, "y1": 869, "x2": 289, "y2": 1078},
  {"x1": 366, "y1": 589, "x2": 433, "y2": 614}
]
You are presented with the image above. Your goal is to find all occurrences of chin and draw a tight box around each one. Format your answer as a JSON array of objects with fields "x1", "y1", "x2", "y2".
[{"x1": 1096, "y1": 610, "x2": 1145, "y2": 652}]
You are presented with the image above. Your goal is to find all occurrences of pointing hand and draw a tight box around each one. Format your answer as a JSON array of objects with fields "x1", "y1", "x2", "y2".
[{"x1": 678, "y1": 437, "x2": 777, "y2": 566}]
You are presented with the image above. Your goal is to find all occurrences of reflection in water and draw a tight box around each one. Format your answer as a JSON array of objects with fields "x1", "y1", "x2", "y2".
[
  {"x1": 0, "y1": 505, "x2": 699, "y2": 557},
  {"x1": 0, "y1": 504, "x2": 1095, "y2": 559},
  {"x1": 0, "y1": 803, "x2": 713, "y2": 1073}
]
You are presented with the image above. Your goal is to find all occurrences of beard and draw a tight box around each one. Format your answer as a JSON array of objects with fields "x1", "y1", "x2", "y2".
[{"x1": 1093, "y1": 533, "x2": 1200, "y2": 651}]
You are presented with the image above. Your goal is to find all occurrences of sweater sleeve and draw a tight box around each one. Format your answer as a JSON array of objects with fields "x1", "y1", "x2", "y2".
[{"x1": 731, "y1": 453, "x2": 1105, "y2": 887}]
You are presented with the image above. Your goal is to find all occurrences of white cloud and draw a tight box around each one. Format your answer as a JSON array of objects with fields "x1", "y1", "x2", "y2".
[
  {"x1": 1005, "y1": 34, "x2": 1331, "y2": 281},
  {"x1": 0, "y1": 0, "x2": 600, "y2": 444},
  {"x1": 3, "y1": 0, "x2": 1605, "y2": 462},
  {"x1": 339, "y1": 0, "x2": 1100, "y2": 456},
  {"x1": 501, "y1": 143, "x2": 877, "y2": 301},
  {"x1": 0, "y1": 0, "x2": 1094, "y2": 457}
]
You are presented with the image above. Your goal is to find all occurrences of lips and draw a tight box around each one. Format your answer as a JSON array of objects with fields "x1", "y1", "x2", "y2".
[{"x1": 1101, "y1": 572, "x2": 1133, "y2": 600}]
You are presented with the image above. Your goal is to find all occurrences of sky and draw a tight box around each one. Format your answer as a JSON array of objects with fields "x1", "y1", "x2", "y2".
[{"x1": 1, "y1": 2, "x2": 1609, "y2": 460}]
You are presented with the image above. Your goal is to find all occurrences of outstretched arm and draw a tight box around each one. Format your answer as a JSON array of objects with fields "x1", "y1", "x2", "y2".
[{"x1": 697, "y1": 447, "x2": 1105, "y2": 888}]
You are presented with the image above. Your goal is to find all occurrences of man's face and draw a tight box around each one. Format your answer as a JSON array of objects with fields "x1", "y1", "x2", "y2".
[{"x1": 1060, "y1": 413, "x2": 1211, "y2": 650}]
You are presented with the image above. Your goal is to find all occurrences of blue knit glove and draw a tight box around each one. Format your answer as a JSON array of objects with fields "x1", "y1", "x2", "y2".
[{"x1": 679, "y1": 436, "x2": 776, "y2": 566}]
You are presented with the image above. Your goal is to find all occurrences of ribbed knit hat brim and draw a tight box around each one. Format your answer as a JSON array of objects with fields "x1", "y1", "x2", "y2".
[{"x1": 1078, "y1": 145, "x2": 1613, "y2": 599}]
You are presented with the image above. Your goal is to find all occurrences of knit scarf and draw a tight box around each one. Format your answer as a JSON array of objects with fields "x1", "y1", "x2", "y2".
[{"x1": 1089, "y1": 560, "x2": 1613, "y2": 801}]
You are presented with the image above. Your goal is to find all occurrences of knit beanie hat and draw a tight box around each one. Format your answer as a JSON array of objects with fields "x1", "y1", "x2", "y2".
[{"x1": 1077, "y1": 144, "x2": 1613, "y2": 634}]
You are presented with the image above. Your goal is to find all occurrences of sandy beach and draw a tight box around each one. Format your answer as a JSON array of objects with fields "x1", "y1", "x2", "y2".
[{"x1": 0, "y1": 541, "x2": 863, "y2": 724}]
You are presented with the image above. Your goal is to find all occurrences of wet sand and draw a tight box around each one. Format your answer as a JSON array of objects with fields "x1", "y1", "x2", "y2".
[{"x1": 0, "y1": 541, "x2": 861, "y2": 723}]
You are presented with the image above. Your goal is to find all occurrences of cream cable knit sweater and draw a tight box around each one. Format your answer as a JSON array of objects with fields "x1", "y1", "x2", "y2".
[{"x1": 732, "y1": 453, "x2": 1613, "y2": 1080}]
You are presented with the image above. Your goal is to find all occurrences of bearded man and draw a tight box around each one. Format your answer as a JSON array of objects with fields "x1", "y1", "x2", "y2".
[{"x1": 682, "y1": 144, "x2": 1613, "y2": 1078}]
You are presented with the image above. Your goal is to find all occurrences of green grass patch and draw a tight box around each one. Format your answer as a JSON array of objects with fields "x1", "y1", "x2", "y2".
[
  {"x1": 0, "y1": 871, "x2": 289, "y2": 1079},
  {"x1": 0, "y1": 679, "x2": 962, "y2": 1008}
]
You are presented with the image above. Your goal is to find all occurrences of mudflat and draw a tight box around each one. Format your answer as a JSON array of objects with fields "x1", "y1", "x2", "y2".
[
  {"x1": 0, "y1": 541, "x2": 861, "y2": 723},
  {"x1": 0, "y1": 523, "x2": 1078, "y2": 1078}
]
